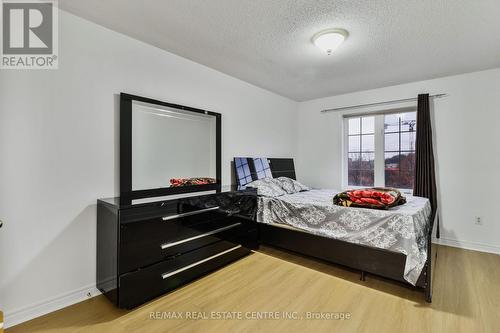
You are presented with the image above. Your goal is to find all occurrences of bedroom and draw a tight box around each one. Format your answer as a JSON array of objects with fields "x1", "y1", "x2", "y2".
[{"x1": 0, "y1": 1, "x2": 499, "y2": 332}]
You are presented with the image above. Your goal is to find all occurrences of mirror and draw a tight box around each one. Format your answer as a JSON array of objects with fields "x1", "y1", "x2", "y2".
[
  {"x1": 132, "y1": 100, "x2": 217, "y2": 190},
  {"x1": 120, "y1": 93, "x2": 221, "y2": 199}
]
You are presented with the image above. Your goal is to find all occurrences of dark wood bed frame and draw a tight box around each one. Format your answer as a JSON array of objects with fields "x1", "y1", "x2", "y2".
[{"x1": 234, "y1": 157, "x2": 437, "y2": 302}]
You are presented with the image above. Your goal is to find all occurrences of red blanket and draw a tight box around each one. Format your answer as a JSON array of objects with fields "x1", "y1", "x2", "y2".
[{"x1": 333, "y1": 188, "x2": 406, "y2": 210}]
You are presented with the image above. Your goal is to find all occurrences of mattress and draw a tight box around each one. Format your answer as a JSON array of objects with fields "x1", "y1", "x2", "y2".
[{"x1": 256, "y1": 189, "x2": 432, "y2": 285}]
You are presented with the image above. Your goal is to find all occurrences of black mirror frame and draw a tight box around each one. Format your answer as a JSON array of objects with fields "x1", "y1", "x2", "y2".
[{"x1": 120, "y1": 93, "x2": 222, "y2": 200}]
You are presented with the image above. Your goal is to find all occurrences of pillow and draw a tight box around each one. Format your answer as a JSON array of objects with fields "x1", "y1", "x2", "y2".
[
  {"x1": 273, "y1": 177, "x2": 297, "y2": 194},
  {"x1": 246, "y1": 178, "x2": 286, "y2": 197},
  {"x1": 275, "y1": 177, "x2": 310, "y2": 193}
]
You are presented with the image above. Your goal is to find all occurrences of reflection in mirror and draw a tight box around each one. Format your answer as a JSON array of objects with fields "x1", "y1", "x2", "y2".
[
  {"x1": 131, "y1": 100, "x2": 217, "y2": 191},
  {"x1": 234, "y1": 157, "x2": 273, "y2": 187}
]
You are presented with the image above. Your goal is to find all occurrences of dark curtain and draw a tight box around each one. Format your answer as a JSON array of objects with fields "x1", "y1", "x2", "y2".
[{"x1": 414, "y1": 94, "x2": 439, "y2": 238}]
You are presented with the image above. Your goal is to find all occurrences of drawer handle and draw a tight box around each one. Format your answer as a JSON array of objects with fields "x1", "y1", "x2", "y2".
[
  {"x1": 161, "y1": 245, "x2": 242, "y2": 280},
  {"x1": 160, "y1": 223, "x2": 242, "y2": 250},
  {"x1": 162, "y1": 206, "x2": 220, "y2": 221}
]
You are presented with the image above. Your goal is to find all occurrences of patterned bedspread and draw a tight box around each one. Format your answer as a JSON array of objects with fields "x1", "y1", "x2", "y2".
[{"x1": 256, "y1": 189, "x2": 432, "y2": 285}]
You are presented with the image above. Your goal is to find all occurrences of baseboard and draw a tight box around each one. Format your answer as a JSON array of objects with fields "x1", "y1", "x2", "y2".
[
  {"x1": 432, "y1": 237, "x2": 500, "y2": 255},
  {"x1": 4, "y1": 284, "x2": 101, "y2": 329}
]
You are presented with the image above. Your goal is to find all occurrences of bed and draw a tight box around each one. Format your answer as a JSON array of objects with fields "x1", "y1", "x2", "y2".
[{"x1": 234, "y1": 157, "x2": 437, "y2": 302}]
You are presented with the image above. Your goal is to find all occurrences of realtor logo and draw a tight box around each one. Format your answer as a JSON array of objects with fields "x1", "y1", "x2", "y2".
[{"x1": 1, "y1": 0, "x2": 58, "y2": 69}]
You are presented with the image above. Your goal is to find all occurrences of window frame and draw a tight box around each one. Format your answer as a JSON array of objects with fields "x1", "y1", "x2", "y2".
[{"x1": 342, "y1": 107, "x2": 417, "y2": 194}]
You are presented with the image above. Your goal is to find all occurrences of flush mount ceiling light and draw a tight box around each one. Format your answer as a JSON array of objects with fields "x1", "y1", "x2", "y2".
[{"x1": 312, "y1": 29, "x2": 348, "y2": 55}]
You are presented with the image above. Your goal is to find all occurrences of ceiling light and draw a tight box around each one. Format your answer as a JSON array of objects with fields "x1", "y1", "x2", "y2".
[{"x1": 312, "y1": 29, "x2": 348, "y2": 55}]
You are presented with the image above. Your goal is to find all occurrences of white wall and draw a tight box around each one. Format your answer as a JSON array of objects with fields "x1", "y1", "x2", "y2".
[
  {"x1": 0, "y1": 10, "x2": 296, "y2": 326},
  {"x1": 296, "y1": 68, "x2": 500, "y2": 253}
]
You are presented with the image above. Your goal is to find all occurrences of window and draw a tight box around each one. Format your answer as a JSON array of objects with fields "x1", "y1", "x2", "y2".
[
  {"x1": 384, "y1": 113, "x2": 416, "y2": 189},
  {"x1": 344, "y1": 111, "x2": 417, "y2": 191},
  {"x1": 347, "y1": 117, "x2": 375, "y2": 186}
]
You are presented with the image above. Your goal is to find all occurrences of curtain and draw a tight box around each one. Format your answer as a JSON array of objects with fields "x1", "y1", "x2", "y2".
[{"x1": 414, "y1": 94, "x2": 439, "y2": 238}]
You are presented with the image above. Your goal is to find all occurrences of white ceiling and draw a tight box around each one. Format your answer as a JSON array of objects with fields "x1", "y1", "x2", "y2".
[{"x1": 60, "y1": 0, "x2": 500, "y2": 101}]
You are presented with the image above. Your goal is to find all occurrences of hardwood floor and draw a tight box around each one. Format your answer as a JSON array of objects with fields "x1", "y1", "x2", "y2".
[{"x1": 7, "y1": 245, "x2": 500, "y2": 333}]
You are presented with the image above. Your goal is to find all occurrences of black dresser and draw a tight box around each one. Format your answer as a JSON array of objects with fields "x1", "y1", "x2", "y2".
[{"x1": 97, "y1": 186, "x2": 258, "y2": 309}]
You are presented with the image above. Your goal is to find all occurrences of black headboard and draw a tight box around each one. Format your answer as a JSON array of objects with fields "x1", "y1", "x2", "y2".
[{"x1": 233, "y1": 157, "x2": 296, "y2": 187}]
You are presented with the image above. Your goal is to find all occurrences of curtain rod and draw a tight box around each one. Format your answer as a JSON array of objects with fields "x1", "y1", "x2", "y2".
[{"x1": 320, "y1": 93, "x2": 448, "y2": 113}]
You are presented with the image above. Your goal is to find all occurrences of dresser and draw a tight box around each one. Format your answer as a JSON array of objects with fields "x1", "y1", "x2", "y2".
[{"x1": 97, "y1": 186, "x2": 258, "y2": 309}]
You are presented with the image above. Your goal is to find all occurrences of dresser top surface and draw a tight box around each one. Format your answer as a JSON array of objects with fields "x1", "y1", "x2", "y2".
[{"x1": 98, "y1": 185, "x2": 255, "y2": 209}]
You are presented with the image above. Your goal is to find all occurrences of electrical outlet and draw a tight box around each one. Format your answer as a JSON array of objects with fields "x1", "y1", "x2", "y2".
[{"x1": 474, "y1": 217, "x2": 482, "y2": 225}]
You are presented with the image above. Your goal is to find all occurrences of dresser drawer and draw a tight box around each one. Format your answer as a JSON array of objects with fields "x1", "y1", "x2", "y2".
[
  {"x1": 118, "y1": 240, "x2": 251, "y2": 308},
  {"x1": 120, "y1": 202, "x2": 225, "y2": 224},
  {"x1": 119, "y1": 215, "x2": 253, "y2": 273}
]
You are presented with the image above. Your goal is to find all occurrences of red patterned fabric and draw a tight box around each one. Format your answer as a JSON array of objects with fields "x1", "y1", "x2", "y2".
[
  {"x1": 170, "y1": 177, "x2": 216, "y2": 187},
  {"x1": 333, "y1": 188, "x2": 406, "y2": 210}
]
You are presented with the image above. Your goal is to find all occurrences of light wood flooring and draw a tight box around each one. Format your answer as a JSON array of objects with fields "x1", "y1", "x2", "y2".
[{"x1": 7, "y1": 245, "x2": 500, "y2": 333}]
